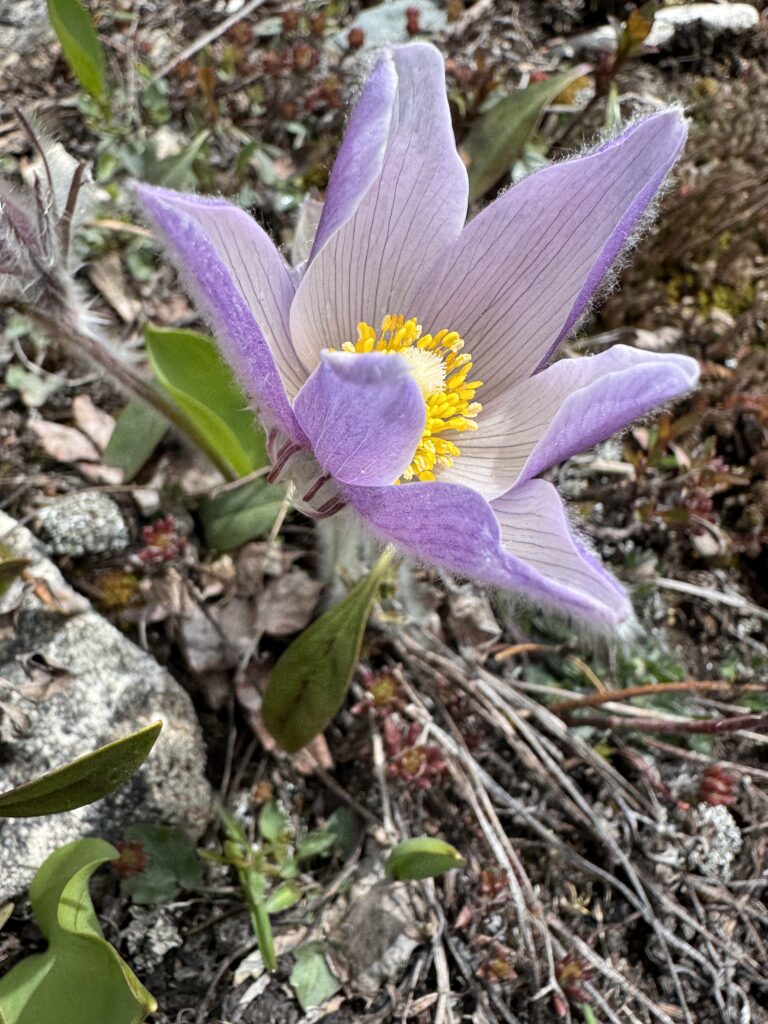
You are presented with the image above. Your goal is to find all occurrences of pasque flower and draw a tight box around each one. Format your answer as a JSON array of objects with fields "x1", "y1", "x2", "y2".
[{"x1": 136, "y1": 43, "x2": 699, "y2": 628}]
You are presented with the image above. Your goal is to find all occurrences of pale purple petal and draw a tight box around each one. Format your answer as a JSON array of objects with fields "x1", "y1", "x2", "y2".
[
  {"x1": 290, "y1": 43, "x2": 468, "y2": 377},
  {"x1": 441, "y1": 345, "x2": 700, "y2": 499},
  {"x1": 416, "y1": 111, "x2": 687, "y2": 403},
  {"x1": 293, "y1": 351, "x2": 425, "y2": 486},
  {"x1": 490, "y1": 479, "x2": 630, "y2": 618},
  {"x1": 134, "y1": 184, "x2": 305, "y2": 399},
  {"x1": 136, "y1": 183, "x2": 306, "y2": 445},
  {"x1": 309, "y1": 53, "x2": 397, "y2": 260},
  {"x1": 341, "y1": 477, "x2": 632, "y2": 626}
]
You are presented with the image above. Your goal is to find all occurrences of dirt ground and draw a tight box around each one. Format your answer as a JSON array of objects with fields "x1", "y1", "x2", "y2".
[{"x1": 1, "y1": 2, "x2": 767, "y2": 1022}]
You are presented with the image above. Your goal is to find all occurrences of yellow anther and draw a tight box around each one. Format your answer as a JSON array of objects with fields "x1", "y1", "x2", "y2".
[{"x1": 338, "y1": 314, "x2": 484, "y2": 483}]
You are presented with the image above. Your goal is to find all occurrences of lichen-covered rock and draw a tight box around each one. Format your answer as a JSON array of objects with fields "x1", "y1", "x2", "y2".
[
  {"x1": 0, "y1": 511, "x2": 211, "y2": 902},
  {"x1": 0, "y1": 1, "x2": 52, "y2": 63},
  {"x1": 35, "y1": 491, "x2": 130, "y2": 557}
]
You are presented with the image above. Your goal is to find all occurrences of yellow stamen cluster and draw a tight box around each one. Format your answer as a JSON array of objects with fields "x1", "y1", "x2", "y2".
[{"x1": 341, "y1": 314, "x2": 483, "y2": 483}]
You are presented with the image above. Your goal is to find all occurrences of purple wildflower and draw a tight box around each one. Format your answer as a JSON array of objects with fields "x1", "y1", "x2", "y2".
[{"x1": 135, "y1": 43, "x2": 699, "y2": 628}]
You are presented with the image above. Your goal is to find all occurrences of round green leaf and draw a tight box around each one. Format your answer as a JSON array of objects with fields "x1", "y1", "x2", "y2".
[{"x1": 0, "y1": 838, "x2": 156, "y2": 1024}]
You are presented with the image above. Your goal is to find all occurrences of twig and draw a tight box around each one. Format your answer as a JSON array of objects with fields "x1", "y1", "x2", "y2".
[
  {"x1": 654, "y1": 576, "x2": 768, "y2": 622},
  {"x1": 551, "y1": 679, "x2": 766, "y2": 714},
  {"x1": 156, "y1": 0, "x2": 268, "y2": 79},
  {"x1": 563, "y1": 711, "x2": 768, "y2": 736}
]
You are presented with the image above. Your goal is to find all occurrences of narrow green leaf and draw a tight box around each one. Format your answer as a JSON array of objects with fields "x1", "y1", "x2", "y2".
[
  {"x1": 199, "y1": 477, "x2": 285, "y2": 551},
  {"x1": 463, "y1": 64, "x2": 591, "y2": 201},
  {"x1": 0, "y1": 904, "x2": 13, "y2": 932},
  {"x1": 289, "y1": 944, "x2": 341, "y2": 1011},
  {"x1": 143, "y1": 131, "x2": 210, "y2": 190},
  {"x1": 0, "y1": 839, "x2": 156, "y2": 1024},
  {"x1": 145, "y1": 324, "x2": 267, "y2": 478},
  {"x1": 264, "y1": 880, "x2": 302, "y2": 915},
  {"x1": 0, "y1": 721, "x2": 162, "y2": 817},
  {"x1": 0, "y1": 543, "x2": 28, "y2": 599},
  {"x1": 581, "y1": 1004, "x2": 599, "y2": 1024},
  {"x1": 262, "y1": 551, "x2": 393, "y2": 753},
  {"x1": 46, "y1": 0, "x2": 107, "y2": 101},
  {"x1": 386, "y1": 837, "x2": 465, "y2": 881},
  {"x1": 103, "y1": 398, "x2": 167, "y2": 481}
]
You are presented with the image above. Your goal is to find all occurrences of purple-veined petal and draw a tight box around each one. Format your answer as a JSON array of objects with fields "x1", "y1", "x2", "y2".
[
  {"x1": 416, "y1": 111, "x2": 687, "y2": 403},
  {"x1": 136, "y1": 183, "x2": 307, "y2": 445},
  {"x1": 134, "y1": 184, "x2": 305, "y2": 399},
  {"x1": 290, "y1": 43, "x2": 468, "y2": 377},
  {"x1": 441, "y1": 345, "x2": 700, "y2": 499},
  {"x1": 489, "y1": 479, "x2": 630, "y2": 618},
  {"x1": 293, "y1": 351, "x2": 425, "y2": 486},
  {"x1": 309, "y1": 53, "x2": 397, "y2": 260},
  {"x1": 341, "y1": 477, "x2": 631, "y2": 626}
]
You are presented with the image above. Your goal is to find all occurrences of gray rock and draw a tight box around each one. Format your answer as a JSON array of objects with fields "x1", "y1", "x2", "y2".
[
  {"x1": 0, "y1": 512, "x2": 211, "y2": 902},
  {"x1": 650, "y1": 3, "x2": 759, "y2": 45},
  {"x1": 35, "y1": 491, "x2": 129, "y2": 557},
  {"x1": 0, "y1": 1, "x2": 53, "y2": 61},
  {"x1": 571, "y1": 3, "x2": 759, "y2": 54},
  {"x1": 335, "y1": 0, "x2": 447, "y2": 51}
]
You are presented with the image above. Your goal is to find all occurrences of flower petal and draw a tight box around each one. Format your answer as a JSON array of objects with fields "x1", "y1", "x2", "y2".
[
  {"x1": 135, "y1": 184, "x2": 305, "y2": 399},
  {"x1": 293, "y1": 351, "x2": 425, "y2": 486},
  {"x1": 417, "y1": 111, "x2": 687, "y2": 402},
  {"x1": 309, "y1": 52, "x2": 397, "y2": 260},
  {"x1": 441, "y1": 345, "x2": 700, "y2": 499},
  {"x1": 341, "y1": 477, "x2": 631, "y2": 626},
  {"x1": 136, "y1": 183, "x2": 306, "y2": 445},
  {"x1": 290, "y1": 43, "x2": 468, "y2": 377},
  {"x1": 490, "y1": 479, "x2": 630, "y2": 619}
]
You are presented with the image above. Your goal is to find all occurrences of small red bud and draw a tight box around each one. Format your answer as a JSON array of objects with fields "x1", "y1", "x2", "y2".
[{"x1": 405, "y1": 6, "x2": 421, "y2": 36}]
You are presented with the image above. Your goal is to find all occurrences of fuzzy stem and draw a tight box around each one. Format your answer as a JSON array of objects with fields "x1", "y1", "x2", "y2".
[{"x1": 18, "y1": 306, "x2": 238, "y2": 482}]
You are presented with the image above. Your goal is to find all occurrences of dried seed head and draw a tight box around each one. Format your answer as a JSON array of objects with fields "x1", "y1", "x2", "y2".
[{"x1": 0, "y1": 113, "x2": 93, "y2": 325}]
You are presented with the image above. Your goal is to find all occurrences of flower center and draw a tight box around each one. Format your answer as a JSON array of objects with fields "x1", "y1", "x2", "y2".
[{"x1": 341, "y1": 314, "x2": 483, "y2": 482}]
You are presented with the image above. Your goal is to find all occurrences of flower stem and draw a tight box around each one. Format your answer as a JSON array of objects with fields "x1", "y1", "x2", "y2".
[{"x1": 18, "y1": 307, "x2": 238, "y2": 482}]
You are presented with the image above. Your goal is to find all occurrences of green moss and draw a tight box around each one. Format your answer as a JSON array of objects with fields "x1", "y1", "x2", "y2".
[{"x1": 697, "y1": 281, "x2": 756, "y2": 316}]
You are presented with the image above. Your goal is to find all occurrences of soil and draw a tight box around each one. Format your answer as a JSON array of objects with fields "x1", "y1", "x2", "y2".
[{"x1": 1, "y1": 2, "x2": 767, "y2": 1023}]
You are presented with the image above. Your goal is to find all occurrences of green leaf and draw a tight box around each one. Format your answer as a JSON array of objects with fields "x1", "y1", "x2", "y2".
[
  {"x1": 199, "y1": 477, "x2": 285, "y2": 551},
  {"x1": 103, "y1": 399, "x2": 167, "y2": 481},
  {"x1": 262, "y1": 551, "x2": 393, "y2": 753},
  {"x1": 289, "y1": 944, "x2": 341, "y2": 1012},
  {"x1": 120, "y1": 824, "x2": 203, "y2": 905},
  {"x1": 325, "y1": 807, "x2": 362, "y2": 859},
  {"x1": 0, "y1": 904, "x2": 12, "y2": 932},
  {"x1": 258, "y1": 800, "x2": 287, "y2": 844},
  {"x1": 0, "y1": 839, "x2": 156, "y2": 1024},
  {"x1": 46, "y1": 0, "x2": 107, "y2": 101},
  {"x1": 141, "y1": 131, "x2": 210, "y2": 190},
  {"x1": 0, "y1": 722, "x2": 162, "y2": 818},
  {"x1": 145, "y1": 324, "x2": 267, "y2": 478},
  {"x1": 296, "y1": 831, "x2": 336, "y2": 861},
  {"x1": 386, "y1": 837, "x2": 465, "y2": 881},
  {"x1": 463, "y1": 64, "x2": 591, "y2": 201},
  {"x1": 0, "y1": 543, "x2": 28, "y2": 600},
  {"x1": 264, "y1": 880, "x2": 301, "y2": 915}
]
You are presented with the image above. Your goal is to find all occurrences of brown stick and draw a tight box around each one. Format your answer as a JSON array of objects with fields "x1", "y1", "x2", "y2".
[{"x1": 551, "y1": 679, "x2": 766, "y2": 714}]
